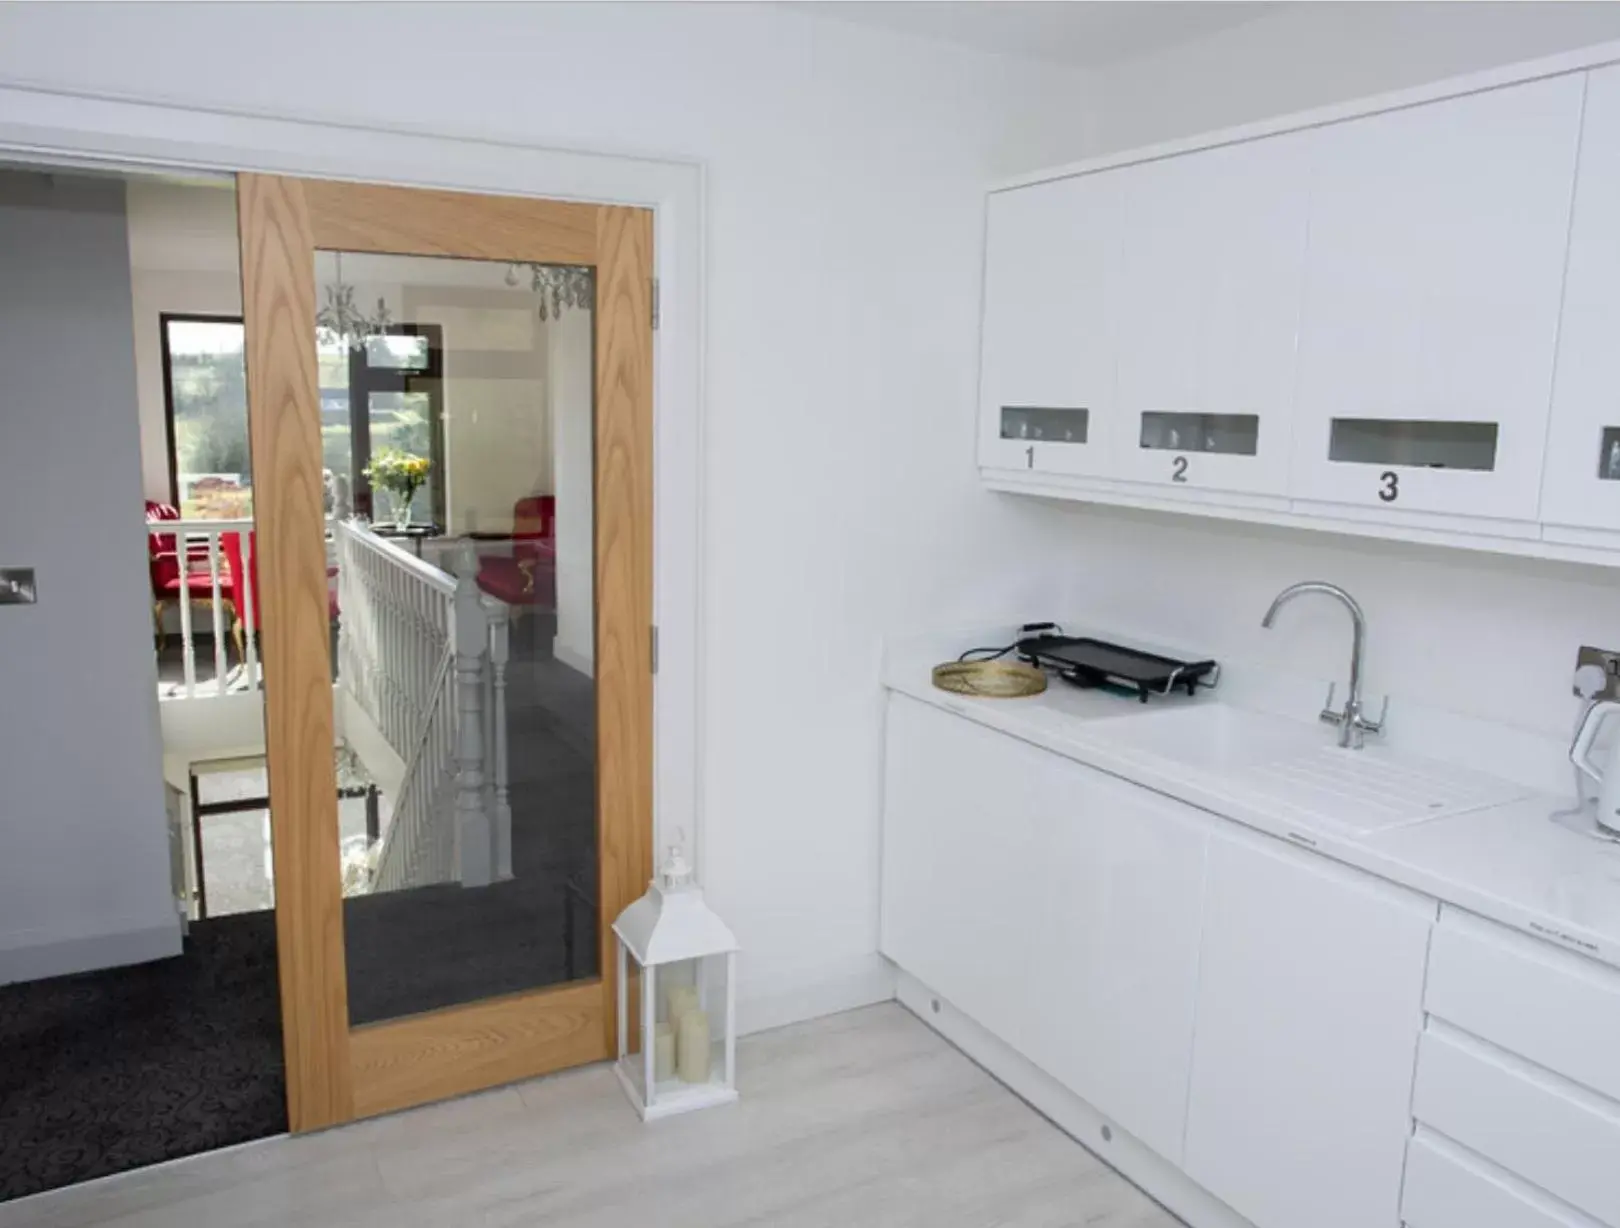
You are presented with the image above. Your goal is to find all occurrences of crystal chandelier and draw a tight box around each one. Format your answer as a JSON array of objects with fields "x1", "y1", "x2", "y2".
[
  {"x1": 316, "y1": 252, "x2": 393, "y2": 350},
  {"x1": 505, "y1": 263, "x2": 594, "y2": 321}
]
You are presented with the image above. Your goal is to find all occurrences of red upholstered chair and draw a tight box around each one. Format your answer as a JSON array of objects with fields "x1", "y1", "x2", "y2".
[
  {"x1": 146, "y1": 500, "x2": 231, "y2": 650},
  {"x1": 476, "y1": 494, "x2": 556, "y2": 609},
  {"x1": 222, "y1": 529, "x2": 340, "y2": 662}
]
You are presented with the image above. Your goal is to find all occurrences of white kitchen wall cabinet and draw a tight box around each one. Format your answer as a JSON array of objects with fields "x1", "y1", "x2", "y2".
[
  {"x1": 1182, "y1": 832, "x2": 1433, "y2": 1228},
  {"x1": 1110, "y1": 131, "x2": 1310, "y2": 503},
  {"x1": 976, "y1": 50, "x2": 1620, "y2": 567},
  {"x1": 880, "y1": 695, "x2": 1208, "y2": 1161},
  {"x1": 979, "y1": 173, "x2": 1119, "y2": 478},
  {"x1": 1287, "y1": 76, "x2": 1584, "y2": 526},
  {"x1": 1543, "y1": 66, "x2": 1620, "y2": 545}
]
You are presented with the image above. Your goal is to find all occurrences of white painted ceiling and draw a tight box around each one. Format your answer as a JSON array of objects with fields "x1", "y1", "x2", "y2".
[{"x1": 788, "y1": 1, "x2": 1281, "y2": 67}]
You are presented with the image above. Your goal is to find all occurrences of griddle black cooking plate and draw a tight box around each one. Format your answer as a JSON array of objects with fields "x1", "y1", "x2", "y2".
[{"x1": 1016, "y1": 635, "x2": 1217, "y2": 703}]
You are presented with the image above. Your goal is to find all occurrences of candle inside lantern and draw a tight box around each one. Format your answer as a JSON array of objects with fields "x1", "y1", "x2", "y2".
[
  {"x1": 666, "y1": 983, "x2": 700, "y2": 1028},
  {"x1": 654, "y1": 1022, "x2": 676, "y2": 1082},
  {"x1": 677, "y1": 1008, "x2": 711, "y2": 1083}
]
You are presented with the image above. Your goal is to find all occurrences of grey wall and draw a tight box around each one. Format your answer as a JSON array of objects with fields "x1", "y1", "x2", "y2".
[{"x1": 0, "y1": 170, "x2": 180, "y2": 982}]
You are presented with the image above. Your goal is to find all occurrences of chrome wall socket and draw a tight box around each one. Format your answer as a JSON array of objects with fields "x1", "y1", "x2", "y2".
[{"x1": 1575, "y1": 645, "x2": 1620, "y2": 701}]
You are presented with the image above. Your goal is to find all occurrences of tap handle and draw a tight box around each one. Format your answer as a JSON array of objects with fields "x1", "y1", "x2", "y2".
[
  {"x1": 1361, "y1": 695, "x2": 1390, "y2": 735},
  {"x1": 1319, "y1": 682, "x2": 1340, "y2": 724},
  {"x1": 1318, "y1": 685, "x2": 1389, "y2": 737}
]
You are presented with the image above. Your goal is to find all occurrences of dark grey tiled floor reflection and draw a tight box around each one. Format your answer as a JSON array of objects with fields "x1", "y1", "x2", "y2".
[{"x1": 343, "y1": 612, "x2": 599, "y2": 1025}]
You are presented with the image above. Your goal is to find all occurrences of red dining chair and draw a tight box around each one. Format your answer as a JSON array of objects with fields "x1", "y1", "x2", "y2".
[
  {"x1": 146, "y1": 500, "x2": 230, "y2": 650},
  {"x1": 221, "y1": 529, "x2": 341, "y2": 664},
  {"x1": 476, "y1": 494, "x2": 556, "y2": 609}
]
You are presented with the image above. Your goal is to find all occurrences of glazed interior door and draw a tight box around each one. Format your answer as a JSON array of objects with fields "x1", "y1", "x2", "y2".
[{"x1": 236, "y1": 174, "x2": 652, "y2": 1129}]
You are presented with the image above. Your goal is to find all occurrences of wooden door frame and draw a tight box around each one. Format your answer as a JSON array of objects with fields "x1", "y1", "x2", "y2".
[
  {"x1": 239, "y1": 174, "x2": 653, "y2": 1129},
  {"x1": 0, "y1": 77, "x2": 703, "y2": 890}
]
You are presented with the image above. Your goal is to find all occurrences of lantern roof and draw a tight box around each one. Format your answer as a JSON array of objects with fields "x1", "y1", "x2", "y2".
[{"x1": 612, "y1": 844, "x2": 738, "y2": 965}]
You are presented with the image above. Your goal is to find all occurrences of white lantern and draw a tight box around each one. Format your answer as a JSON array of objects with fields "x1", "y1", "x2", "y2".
[{"x1": 612, "y1": 839, "x2": 739, "y2": 1120}]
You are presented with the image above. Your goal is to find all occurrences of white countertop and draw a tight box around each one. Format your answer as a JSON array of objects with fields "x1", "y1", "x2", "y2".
[{"x1": 885, "y1": 650, "x2": 1620, "y2": 970}]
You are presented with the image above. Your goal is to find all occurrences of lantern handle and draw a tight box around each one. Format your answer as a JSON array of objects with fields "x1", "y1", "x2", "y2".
[{"x1": 660, "y1": 827, "x2": 695, "y2": 890}]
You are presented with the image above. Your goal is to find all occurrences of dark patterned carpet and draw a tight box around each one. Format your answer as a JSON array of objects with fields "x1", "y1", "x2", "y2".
[
  {"x1": 0, "y1": 911, "x2": 285, "y2": 1203},
  {"x1": 0, "y1": 620, "x2": 599, "y2": 1204}
]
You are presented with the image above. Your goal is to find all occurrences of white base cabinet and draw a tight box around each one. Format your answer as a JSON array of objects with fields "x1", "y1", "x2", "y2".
[
  {"x1": 880, "y1": 694, "x2": 1208, "y2": 1162},
  {"x1": 1182, "y1": 833, "x2": 1434, "y2": 1228},
  {"x1": 881, "y1": 695, "x2": 1620, "y2": 1228}
]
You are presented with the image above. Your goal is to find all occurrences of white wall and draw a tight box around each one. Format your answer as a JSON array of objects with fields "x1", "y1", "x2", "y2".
[
  {"x1": 548, "y1": 306, "x2": 594, "y2": 678},
  {"x1": 0, "y1": 3, "x2": 1095, "y2": 1024},
  {"x1": 405, "y1": 285, "x2": 553, "y2": 536},
  {"x1": 0, "y1": 169, "x2": 180, "y2": 983},
  {"x1": 1037, "y1": 5, "x2": 1620, "y2": 774},
  {"x1": 125, "y1": 179, "x2": 242, "y2": 504},
  {"x1": 1085, "y1": 1, "x2": 1620, "y2": 155}
]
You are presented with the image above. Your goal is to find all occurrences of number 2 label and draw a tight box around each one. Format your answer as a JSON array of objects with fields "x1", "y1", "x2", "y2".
[{"x1": 1171, "y1": 456, "x2": 1189, "y2": 484}]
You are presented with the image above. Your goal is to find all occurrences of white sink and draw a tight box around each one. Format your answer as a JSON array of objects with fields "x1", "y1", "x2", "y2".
[
  {"x1": 1083, "y1": 702, "x2": 1528, "y2": 836},
  {"x1": 1082, "y1": 702, "x2": 1322, "y2": 772}
]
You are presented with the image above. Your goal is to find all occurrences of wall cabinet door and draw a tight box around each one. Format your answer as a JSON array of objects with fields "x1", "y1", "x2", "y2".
[
  {"x1": 1111, "y1": 132, "x2": 1310, "y2": 500},
  {"x1": 1543, "y1": 67, "x2": 1620, "y2": 537},
  {"x1": 1289, "y1": 77, "x2": 1583, "y2": 522},
  {"x1": 1183, "y1": 832, "x2": 1434, "y2": 1228},
  {"x1": 979, "y1": 174, "x2": 1119, "y2": 478},
  {"x1": 881, "y1": 696, "x2": 1206, "y2": 1159}
]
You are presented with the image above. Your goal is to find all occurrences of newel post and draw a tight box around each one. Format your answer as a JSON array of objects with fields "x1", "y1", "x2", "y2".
[{"x1": 451, "y1": 547, "x2": 492, "y2": 887}]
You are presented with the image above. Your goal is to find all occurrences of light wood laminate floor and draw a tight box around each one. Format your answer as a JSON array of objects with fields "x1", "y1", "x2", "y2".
[{"x1": 2, "y1": 1004, "x2": 1183, "y2": 1228}]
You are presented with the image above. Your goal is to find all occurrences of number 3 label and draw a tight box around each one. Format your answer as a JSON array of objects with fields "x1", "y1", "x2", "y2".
[{"x1": 1378, "y1": 471, "x2": 1399, "y2": 503}]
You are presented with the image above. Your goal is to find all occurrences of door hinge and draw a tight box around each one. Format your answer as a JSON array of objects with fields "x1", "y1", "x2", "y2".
[
  {"x1": 650, "y1": 277, "x2": 660, "y2": 331},
  {"x1": 650, "y1": 624, "x2": 659, "y2": 675}
]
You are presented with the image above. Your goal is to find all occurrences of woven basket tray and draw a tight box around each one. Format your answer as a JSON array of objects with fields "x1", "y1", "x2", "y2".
[{"x1": 930, "y1": 659, "x2": 1048, "y2": 699}]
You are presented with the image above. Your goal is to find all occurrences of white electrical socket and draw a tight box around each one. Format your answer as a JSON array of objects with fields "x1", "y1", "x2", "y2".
[{"x1": 1575, "y1": 645, "x2": 1620, "y2": 701}]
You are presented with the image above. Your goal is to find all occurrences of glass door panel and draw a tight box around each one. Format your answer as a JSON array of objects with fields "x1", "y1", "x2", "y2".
[{"x1": 322, "y1": 250, "x2": 598, "y2": 1026}]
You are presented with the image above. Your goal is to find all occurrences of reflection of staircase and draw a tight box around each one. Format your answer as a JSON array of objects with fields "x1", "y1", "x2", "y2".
[
  {"x1": 333, "y1": 519, "x2": 513, "y2": 894},
  {"x1": 371, "y1": 648, "x2": 454, "y2": 892}
]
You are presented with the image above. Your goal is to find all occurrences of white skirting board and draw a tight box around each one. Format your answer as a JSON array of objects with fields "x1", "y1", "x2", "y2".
[
  {"x1": 735, "y1": 951, "x2": 897, "y2": 1037},
  {"x1": 895, "y1": 970, "x2": 1256, "y2": 1228}
]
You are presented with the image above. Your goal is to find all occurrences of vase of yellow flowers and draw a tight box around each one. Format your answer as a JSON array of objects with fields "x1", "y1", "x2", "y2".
[{"x1": 365, "y1": 449, "x2": 431, "y2": 530}]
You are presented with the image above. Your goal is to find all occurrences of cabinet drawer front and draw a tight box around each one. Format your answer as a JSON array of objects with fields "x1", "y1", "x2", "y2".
[
  {"x1": 1404, "y1": 1130, "x2": 1599, "y2": 1228},
  {"x1": 1427, "y1": 910, "x2": 1620, "y2": 1102},
  {"x1": 1413, "y1": 1028, "x2": 1620, "y2": 1224}
]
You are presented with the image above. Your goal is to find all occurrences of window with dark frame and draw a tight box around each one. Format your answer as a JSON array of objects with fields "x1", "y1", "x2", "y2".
[
  {"x1": 160, "y1": 313, "x2": 252, "y2": 519},
  {"x1": 163, "y1": 316, "x2": 446, "y2": 527},
  {"x1": 345, "y1": 323, "x2": 446, "y2": 530}
]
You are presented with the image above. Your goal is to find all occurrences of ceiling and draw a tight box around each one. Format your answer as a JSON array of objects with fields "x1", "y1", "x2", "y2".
[{"x1": 788, "y1": 1, "x2": 1281, "y2": 68}]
